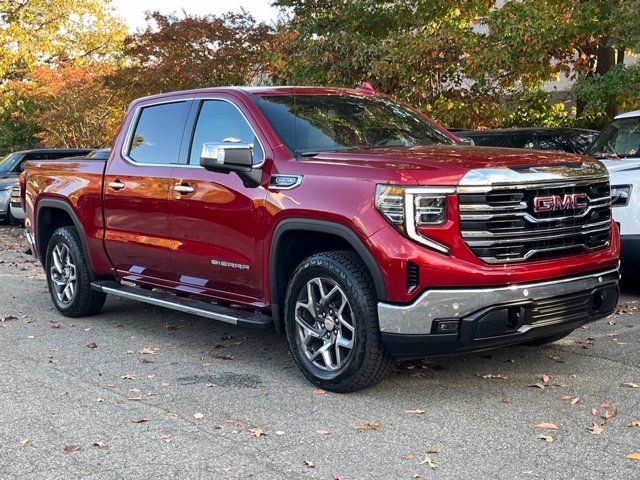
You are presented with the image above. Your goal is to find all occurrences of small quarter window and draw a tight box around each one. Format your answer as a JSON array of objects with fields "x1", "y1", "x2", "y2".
[
  {"x1": 128, "y1": 102, "x2": 191, "y2": 164},
  {"x1": 189, "y1": 100, "x2": 264, "y2": 166}
]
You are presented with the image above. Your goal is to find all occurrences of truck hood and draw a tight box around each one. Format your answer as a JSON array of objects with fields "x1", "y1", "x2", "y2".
[
  {"x1": 306, "y1": 145, "x2": 590, "y2": 185},
  {"x1": 599, "y1": 157, "x2": 640, "y2": 173}
]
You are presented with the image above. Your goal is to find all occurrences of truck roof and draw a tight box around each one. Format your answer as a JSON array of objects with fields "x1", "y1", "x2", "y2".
[
  {"x1": 614, "y1": 110, "x2": 640, "y2": 119},
  {"x1": 128, "y1": 86, "x2": 376, "y2": 108}
]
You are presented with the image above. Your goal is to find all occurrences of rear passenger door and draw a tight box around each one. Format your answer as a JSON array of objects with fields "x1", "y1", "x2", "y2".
[
  {"x1": 169, "y1": 96, "x2": 269, "y2": 305},
  {"x1": 103, "y1": 100, "x2": 193, "y2": 284}
]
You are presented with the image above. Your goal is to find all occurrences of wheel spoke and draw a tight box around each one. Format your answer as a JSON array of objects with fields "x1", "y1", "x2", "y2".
[{"x1": 52, "y1": 247, "x2": 63, "y2": 274}]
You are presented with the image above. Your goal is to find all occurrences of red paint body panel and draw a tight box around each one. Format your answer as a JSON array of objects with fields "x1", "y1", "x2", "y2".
[{"x1": 23, "y1": 86, "x2": 620, "y2": 314}]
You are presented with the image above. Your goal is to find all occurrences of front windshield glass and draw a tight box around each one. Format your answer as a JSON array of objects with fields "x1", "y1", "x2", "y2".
[
  {"x1": 588, "y1": 117, "x2": 640, "y2": 158},
  {"x1": 0, "y1": 153, "x2": 21, "y2": 173},
  {"x1": 253, "y1": 94, "x2": 455, "y2": 155}
]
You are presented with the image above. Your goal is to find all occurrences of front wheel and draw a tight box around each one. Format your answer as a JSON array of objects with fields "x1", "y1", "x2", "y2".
[
  {"x1": 45, "y1": 226, "x2": 106, "y2": 317},
  {"x1": 284, "y1": 251, "x2": 393, "y2": 392}
]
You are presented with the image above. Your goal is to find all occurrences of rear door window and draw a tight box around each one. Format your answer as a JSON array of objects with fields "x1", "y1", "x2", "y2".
[{"x1": 127, "y1": 101, "x2": 191, "y2": 165}]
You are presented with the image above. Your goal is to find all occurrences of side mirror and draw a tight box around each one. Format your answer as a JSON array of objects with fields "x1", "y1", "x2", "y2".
[
  {"x1": 200, "y1": 142, "x2": 254, "y2": 173},
  {"x1": 457, "y1": 137, "x2": 475, "y2": 147}
]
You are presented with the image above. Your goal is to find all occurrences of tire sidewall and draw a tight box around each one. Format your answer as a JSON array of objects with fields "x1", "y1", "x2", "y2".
[{"x1": 284, "y1": 256, "x2": 372, "y2": 386}]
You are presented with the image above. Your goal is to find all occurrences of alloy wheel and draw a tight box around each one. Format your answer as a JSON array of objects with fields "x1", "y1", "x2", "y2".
[
  {"x1": 50, "y1": 243, "x2": 77, "y2": 305},
  {"x1": 294, "y1": 277, "x2": 355, "y2": 371}
]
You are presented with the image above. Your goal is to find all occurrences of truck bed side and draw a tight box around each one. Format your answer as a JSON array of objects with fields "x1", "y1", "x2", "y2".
[{"x1": 24, "y1": 158, "x2": 113, "y2": 275}]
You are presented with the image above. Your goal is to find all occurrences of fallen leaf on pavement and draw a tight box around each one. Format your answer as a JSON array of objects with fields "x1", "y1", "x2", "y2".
[
  {"x1": 549, "y1": 355, "x2": 564, "y2": 363},
  {"x1": 63, "y1": 445, "x2": 81, "y2": 453},
  {"x1": 20, "y1": 439, "x2": 29, "y2": 446},
  {"x1": 138, "y1": 347, "x2": 161, "y2": 355},
  {"x1": 248, "y1": 428, "x2": 265, "y2": 438},
  {"x1": 537, "y1": 434, "x2": 554, "y2": 443},
  {"x1": 50, "y1": 322, "x2": 62, "y2": 329},
  {"x1": 529, "y1": 383, "x2": 546, "y2": 390},
  {"x1": 628, "y1": 420, "x2": 639, "y2": 428},
  {"x1": 627, "y1": 452, "x2": 640, "y2": 461},
  {"x1": 541, "y1": 374, "x2": 551, "y2": 383},
  {"x1": 160, "y1": 434, "x2": 172, "y2": 442},
  {"x1": 622, "y1": 382, "x2": 639, "y2": 388},
  {"x1": 2, "y1": 316, "x2": 17, "y2": 322},
  {"x1": 356, "y1": 422, "x2": 380, "y2": 431},
  {"x1": 404, "y1": 409, "x2": 426, "y2": 415},
  {"x1": 304, "y1": 460, "x2": 315, "y2": 468},
  {"x1": 193, "y1": 412, "x2": 205, "y2": 420},
  {"x1": 91, "y1": 442, "x2": 108, "y2": 449},
  {"x1": 316, "y1": 430, "x2": 330, "y2": 435},
  {"x1": 570, "y1": 397, "x2": 580, "y2": 405},
  {"x1": 402, "y1": 453, "x2": 415, "y2": 460},
  {"x1": 132, "y1": 419, "x2": 148, "y2": 424},
  {"x1": 313, "y1": 389, "x2": 327, "y2": 395},
  {"x1": 419, "y1": 454, "x2": 437, "y2": 469},
  {"x1": 535, "y1": 423, "x2": 559, "y2": 430},
  {"x1": 588, "y1": 423, "x2": 604, "y2": 435},
  {"x1": 120, "y1": 374, "x2": 136, "y2": 380},
  {"x1": 86, "y1": 342, "x2": 97, "y2": 349}
]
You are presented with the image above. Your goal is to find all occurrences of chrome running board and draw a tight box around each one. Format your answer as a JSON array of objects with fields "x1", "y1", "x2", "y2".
[{"x1": 91, "y1": 280, "x2": 272, "y2": 329}]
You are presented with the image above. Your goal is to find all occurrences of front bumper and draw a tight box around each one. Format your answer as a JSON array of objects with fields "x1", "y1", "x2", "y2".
[{"x1": 378, "y1": 268, "x2": 619, "y2": 358}]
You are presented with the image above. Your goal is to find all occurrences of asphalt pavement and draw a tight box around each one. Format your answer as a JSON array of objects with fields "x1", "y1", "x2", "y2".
[{"x1": 0, "y1": 225, "x2": 639, "y2": 479}]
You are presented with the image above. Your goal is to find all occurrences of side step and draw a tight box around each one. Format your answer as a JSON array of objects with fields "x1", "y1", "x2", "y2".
[{"x1": 91, "y1": 280, "x2": 272, "y2": 330}]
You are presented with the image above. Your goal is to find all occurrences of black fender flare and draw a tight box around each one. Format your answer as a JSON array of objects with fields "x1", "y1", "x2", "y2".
[
  {"x1": 35, "y1": 198, "x2": 95, "y2": 273},
  {"x1": 269, "y1": 219, "x2": 387, "y2": 334}
]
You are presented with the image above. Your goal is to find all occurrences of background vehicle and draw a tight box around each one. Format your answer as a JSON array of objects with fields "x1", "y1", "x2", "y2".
[
  {"x1": 22, "y1": 87, "x2": 619, "y2": 392},
  {"x1": 1, "y1": 149, "x2": 92, "y2": 223},
  {"x1": 588, "y1": 110, "x2": 640, "y2": 276},
  {"x1": 456, "y1": 127, "x2": 599, "y2": 154}
]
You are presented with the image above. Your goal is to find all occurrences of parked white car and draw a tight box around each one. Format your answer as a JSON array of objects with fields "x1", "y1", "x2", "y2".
[
  {"x1": 9, "y1": 183, "x2": 24, "y2": 225},
  {"x1": 588, "y1": 110, "x2": 640, "y2": 276}
]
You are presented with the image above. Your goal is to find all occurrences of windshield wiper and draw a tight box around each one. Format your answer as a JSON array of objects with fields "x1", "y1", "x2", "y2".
[{"x1": 592, "y1": 152, "x2": 639, "y2": 159}]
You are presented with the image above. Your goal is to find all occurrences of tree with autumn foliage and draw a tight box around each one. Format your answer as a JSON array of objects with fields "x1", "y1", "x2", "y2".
[
  {"x1": 272, "y1": 0, "x2": 640, "y2": 128},
  {"x1": 112, "y1": 11, "x2": 274, "y2": 102},
  {"x1": 9, "y1": 63, "x2": 123, "y2": 148}
]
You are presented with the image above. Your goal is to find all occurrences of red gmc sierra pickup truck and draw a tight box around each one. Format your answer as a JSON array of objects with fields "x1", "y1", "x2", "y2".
[{"x1": 21, "y1": 86, "x2": 620, "y2": 392}]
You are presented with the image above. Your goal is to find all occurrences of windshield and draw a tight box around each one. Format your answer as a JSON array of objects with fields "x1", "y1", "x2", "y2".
[
  {"x1": 253, "y1": 94, "x2": 455, "y2": 155},
  {"x1": 588, "y1": 117, "x2": 640, "y2": 158},
  {"x1": 0, "y1": 153, "x2": 22, "y2": 173}
]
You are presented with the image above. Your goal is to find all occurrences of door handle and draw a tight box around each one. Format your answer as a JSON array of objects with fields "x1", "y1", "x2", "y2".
[
  {"x1": 173, "y1": 184, "x2": 195, "y2": 195},
  {"x1": 108, "y1": 180, "x2": 125, "y2": 191}
]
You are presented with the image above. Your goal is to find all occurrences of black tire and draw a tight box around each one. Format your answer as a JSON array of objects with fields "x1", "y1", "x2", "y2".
[
  {"x1": 8, "y1": 209, "x2": 21, "y2": 226},
  {"x1": 45, "y1": 226, "x2": 106, "y2": 317},
  {"x1": 523, "y1": 330, "x2": 573, "y2": 346},
  {"x1": 284, "y1": 251, "x2": 393, "y2": 392}
]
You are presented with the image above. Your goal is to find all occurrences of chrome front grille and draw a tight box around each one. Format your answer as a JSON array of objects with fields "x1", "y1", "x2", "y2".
[{"x1": 459, "y1": 180, "x2": 612, "y2": 263}]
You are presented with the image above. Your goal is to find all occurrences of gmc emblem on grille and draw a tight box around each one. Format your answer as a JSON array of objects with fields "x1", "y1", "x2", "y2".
[{"x1": 533, "y1": 193, "x2": 588, "y2": 213}]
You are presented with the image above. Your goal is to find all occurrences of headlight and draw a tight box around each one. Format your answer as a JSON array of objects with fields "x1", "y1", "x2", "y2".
[
  {"x1": 375, "y1": 185, "x2": 455, "y2": 253},
  {"x1": 611, "y1": 185, "x2": 631, "y2": 207}
]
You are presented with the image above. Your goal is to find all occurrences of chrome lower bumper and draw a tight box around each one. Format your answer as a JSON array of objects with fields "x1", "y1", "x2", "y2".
[{"x1": 378, "y1": 267, "x2": 620, "y2": 335}]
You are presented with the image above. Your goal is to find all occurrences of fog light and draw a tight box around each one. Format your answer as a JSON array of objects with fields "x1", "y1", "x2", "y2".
[{"x1": 434, "y1": 319, "x2": 460, "y2": 334}]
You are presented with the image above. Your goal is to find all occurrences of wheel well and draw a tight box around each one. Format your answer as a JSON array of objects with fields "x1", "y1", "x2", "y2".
[
  {"x1": 271, "y1": 228, "x2": 382, "y2": 334},
  {"x1": 37, "y1": 207, "x2": 75, "y2": 264}
]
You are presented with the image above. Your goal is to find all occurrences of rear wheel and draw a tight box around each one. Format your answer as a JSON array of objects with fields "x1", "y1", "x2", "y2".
[
  {"x1": 45, "y1": 226, "x2": 106, "y2": 317},
  {"x1": 284, "y1": 251, "x2": 393, "y2": 392}
]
